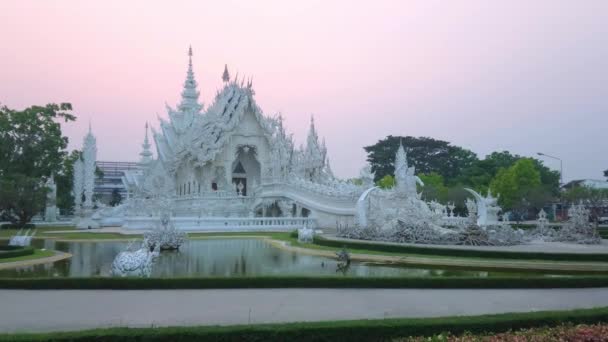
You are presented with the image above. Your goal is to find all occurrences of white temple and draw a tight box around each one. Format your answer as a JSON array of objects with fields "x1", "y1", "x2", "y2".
[{"x1": 103, "y1": 47, "x2": 365, "y2": 230}]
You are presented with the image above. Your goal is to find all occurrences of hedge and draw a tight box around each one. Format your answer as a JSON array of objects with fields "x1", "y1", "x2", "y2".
[
  {"x1": 0, "y1": 223, "x2": 36, "y2": 230},
  {"x1": 3, "y1": 275, "x2": 608, "y2": 289},
  {"x1": 3, "y1": 306, "x2": 608, "y2": 342},
  {"x1": 0, "y1": 246, "x2": 34, "y2": 259},
  {"x1": 314, "y1": 236, "x2": 608, "y2": 262}
]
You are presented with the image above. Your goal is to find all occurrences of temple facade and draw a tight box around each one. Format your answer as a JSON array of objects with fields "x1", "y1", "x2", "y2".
[{"x1": 114, "y1": 48, "x2": 365, "y2": 229}]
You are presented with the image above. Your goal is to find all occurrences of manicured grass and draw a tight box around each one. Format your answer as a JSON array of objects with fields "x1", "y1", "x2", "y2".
[
  {"x1": 2, "y1": 306, "x2": 608, "y2": 341},
  {"x1": 0, "y1": 249, "x2": 54, "y2": 264},
  {"x1": 0, "y1": 226, "x2": 75, "y2": 238},
  {"x1": 3, "y1": 275, "x2": 608, "y2": 289}
]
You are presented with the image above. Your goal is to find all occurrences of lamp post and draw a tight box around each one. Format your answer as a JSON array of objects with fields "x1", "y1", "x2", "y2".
[
  {"x1": 537, "y1": 152, "x2": 564, "y2": 221},
  {"x1": 537, "y1": 152, "x2": 563, "y2": 185}
]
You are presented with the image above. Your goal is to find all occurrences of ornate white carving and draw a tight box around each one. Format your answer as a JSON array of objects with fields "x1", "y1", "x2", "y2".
[
  {"x1": 44, "y1": 175, "x2": 58, "y2": 222},
  {"x1": 298, "y1": 226, "x2": 314, "y2": 243},
  {"x1": 8, "y1": 229, "x2": 36, "y2": 247},
  {"x1": 464, "y1": 188, "x2": 501, "y2": 226},
  {"x1": 111, "y1": 239, "x2": 160, "y2": 277}
]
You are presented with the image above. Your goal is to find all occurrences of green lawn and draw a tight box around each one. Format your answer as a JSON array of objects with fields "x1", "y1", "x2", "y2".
[{"x1": 0, "y1": 249, "x2": 55, "y2": 264}]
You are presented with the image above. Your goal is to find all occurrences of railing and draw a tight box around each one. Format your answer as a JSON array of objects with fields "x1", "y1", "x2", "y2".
[{"x1": 123, "y1": 216, "x2": 315, "y2": 231}]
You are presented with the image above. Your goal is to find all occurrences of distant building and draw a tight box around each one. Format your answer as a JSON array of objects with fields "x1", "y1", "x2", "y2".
[
  {"x1": 95, "y1": 161, "x2": 140, "y2": 204},
  {"x1": 562, "y1": 179, "x2": 608, "y2": 190}
]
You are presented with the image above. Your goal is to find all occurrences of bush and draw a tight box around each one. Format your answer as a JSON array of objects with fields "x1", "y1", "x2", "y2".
[
  {"x1": 0, "y1": 246, "x2": 35, "y2": 259},
  {"x1": 314, "y1": 236, "x2": 608, "y2": 262},
  {"x1": 2, "y1": 307, "x2": 608, "y2": 341},
  {"x1": 0, "y1": 223, "x2": 36, "y2": 230}
]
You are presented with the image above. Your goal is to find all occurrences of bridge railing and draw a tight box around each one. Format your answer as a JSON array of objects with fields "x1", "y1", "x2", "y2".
[{"x1": 123, "y1": 216, "x2": 316, "y2": 231}]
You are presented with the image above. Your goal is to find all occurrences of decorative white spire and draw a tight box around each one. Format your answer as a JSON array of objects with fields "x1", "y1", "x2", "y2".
[
  {"x1": 82, "y1": 125, "x2": 97, "y2": 209},
  {"x1": 178, "y1": 45, "x2": 202, "y2": 112},
  {"x1": 139, "y1": 122, "x2": 153, "y2": 165},
  {"x1": 222, "y1": 64, "x2": 230, "y2": 83}
]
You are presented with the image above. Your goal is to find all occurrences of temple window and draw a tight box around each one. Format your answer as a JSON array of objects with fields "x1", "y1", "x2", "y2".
[{"x1": 211, "y1": 182, "x2": 218, "y2": 191}]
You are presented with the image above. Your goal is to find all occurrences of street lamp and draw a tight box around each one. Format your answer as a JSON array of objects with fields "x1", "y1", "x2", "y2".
[
  {"x1": 537, "y1": 152, "x2": 563, "y2": 185},
  {"x1": 537, "y1": 152, "x2": 564, "y2": 221}
]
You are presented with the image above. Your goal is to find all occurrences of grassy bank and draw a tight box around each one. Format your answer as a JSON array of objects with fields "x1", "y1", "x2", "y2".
[
  {"x1": 0, "y1": 249, "x2": 55, "y2": 264},
  {"x1": 3, "y1": 275, "x2": 608, "y2": 289},
  {"x1": 314, "y1": 236, "x2": 608, "y2": 262},
  {"x1": 2, "y1": 306, "x2": 608, "y2": 342},
  {"x1": 0, "y1": 246, "x2": 34, "y2": 259}
]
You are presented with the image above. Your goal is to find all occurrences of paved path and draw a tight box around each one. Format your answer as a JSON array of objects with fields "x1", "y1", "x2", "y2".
[{"x1": 2, "y1": 288, "x2": 608, "y2": 333}]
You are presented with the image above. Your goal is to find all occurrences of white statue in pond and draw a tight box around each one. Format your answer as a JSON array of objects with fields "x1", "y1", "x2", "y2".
[
  {"x1": 298, "y1": 226, "x2": 314, "y2": 243},
  {"x1": 111, "y1": 239, "x2": 160, "y2": 277}
]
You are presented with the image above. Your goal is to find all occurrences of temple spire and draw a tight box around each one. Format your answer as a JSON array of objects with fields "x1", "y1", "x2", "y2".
[
  {"x1": 222, "y1": 64, "x2": 230, "y2": 83},
  {"x1": 139, "y1": 122, "x2": 153, "y2": 165},
  {"x1": 178, "y1": 45, "x2": 202, "y2": 112}
]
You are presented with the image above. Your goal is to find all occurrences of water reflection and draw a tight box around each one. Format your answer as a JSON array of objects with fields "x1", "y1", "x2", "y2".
[{"x1": 0, "y1": 238, "x2": 536, "y2": 278}]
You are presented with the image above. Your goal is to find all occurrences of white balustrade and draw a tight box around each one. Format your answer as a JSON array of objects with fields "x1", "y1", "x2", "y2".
[{"x1": 124, "y1": 216, "x2": 315, "y2": 231}]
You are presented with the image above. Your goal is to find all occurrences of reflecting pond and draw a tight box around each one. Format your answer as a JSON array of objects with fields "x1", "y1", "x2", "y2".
[{"x1": 1, "y1": 238, "x2": 551, "y2": 278}]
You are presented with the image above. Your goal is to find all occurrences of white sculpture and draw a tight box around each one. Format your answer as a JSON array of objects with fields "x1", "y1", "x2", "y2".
[
  {"x1": 297, "y1": 226, "x2": 314, "y2": 243},
  {"x1": 44, "y1": 175, "x2": 58, "y2": 222},
  {"x1": 394, "y1": 142, "x2": 423, "y2": 198},
  {"x1": 464, "y1": 188, "x2": 501, "y2": 226},
  {"x1": 8, "y1": 229, "x2": 36, "y2": 247},
  {"x1": 144, "y1": 213, "x2": 187, "y2": 250},
  {"x1": 75, "y1": 125, "x2": 100, "y2": 229},
  {"x1": 111, "y1": 239, "x2": 161, "y2": 277},
  {"x1": 72, "y1": 158, "x2": 84, "y2": 215},
  {"x1": 553, "y1": 203, "x2": 601, "y2": 244}
]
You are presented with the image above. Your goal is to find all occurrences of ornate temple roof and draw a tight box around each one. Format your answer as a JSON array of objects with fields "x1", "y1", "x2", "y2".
[{"x1": 152, "y1": 49, "x2": 279, "y2": 174}]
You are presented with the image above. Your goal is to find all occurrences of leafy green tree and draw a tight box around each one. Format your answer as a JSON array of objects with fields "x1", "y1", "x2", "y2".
[
  {"x1": 376, "y1": 175, "x2": 395, "y2": 189},
  {"x1": 364, "y1": 135, "x2": 478, "y2": 183},
  {"x1": 489, "y1": 158, "x2": 542, "y2": 210},
  {"x1": 418, "y1": 172, "x2": 448, "y2": 202},
  {"x1": 458, "y1": 151, "x2": 560, "y2": 196},
  {"x1": 0, "y1": 103, "x2": 75, "y2": 226}
]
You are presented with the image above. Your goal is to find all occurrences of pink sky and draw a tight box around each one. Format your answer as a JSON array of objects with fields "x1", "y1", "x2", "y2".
[{"x1": 1, "y1": 1, "x2": 607, "y2": 180}]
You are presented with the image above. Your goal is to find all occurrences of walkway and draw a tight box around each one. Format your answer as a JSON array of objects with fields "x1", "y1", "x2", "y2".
[{"x1": 1, "y1": 288, "x2": 608, "y2": 333}]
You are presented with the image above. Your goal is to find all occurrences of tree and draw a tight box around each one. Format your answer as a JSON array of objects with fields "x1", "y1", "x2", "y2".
[
  {"x1": 376, "y1": 175, "x2": 395, "y2": 189},
  {"x1": 489, "y1": 158, "x2": 542, "y2": 211},
  {"x1": 0, "y1": 103, "x2": 75, "y2": 226},
  {"x1": 457, "y1": 151, "x2": 560, "y2": 196},
  {"x1": 364, "y1": 135, "x2": 478, "y2": 183},
  {"x1": 110, "y1": 189, "x2": 123, "y2": 207},
  {"x1": 604, "y1": 169, "x2": 608, "y2": 180},
  {"x1": 418, "y1": 172, "x2": 448, "y2": 202}
]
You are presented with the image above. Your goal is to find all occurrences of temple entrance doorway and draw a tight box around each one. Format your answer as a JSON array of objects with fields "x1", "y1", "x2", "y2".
[{"x1": 232, "y1": 145, "x2": 261, "y2": 197}]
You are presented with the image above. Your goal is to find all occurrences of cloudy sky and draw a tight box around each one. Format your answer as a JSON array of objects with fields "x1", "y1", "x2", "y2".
[{"x1": 1, "y1": 0, "x2": 606, "y2": 181}]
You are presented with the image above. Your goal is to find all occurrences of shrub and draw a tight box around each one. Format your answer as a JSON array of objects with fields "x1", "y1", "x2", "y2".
[
  {"x1": 0, "y1": 246, "x2": 35, "y2": 259},
  {"x1": 0, "y1": 223, "x2": 36, "y2": 230}
]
